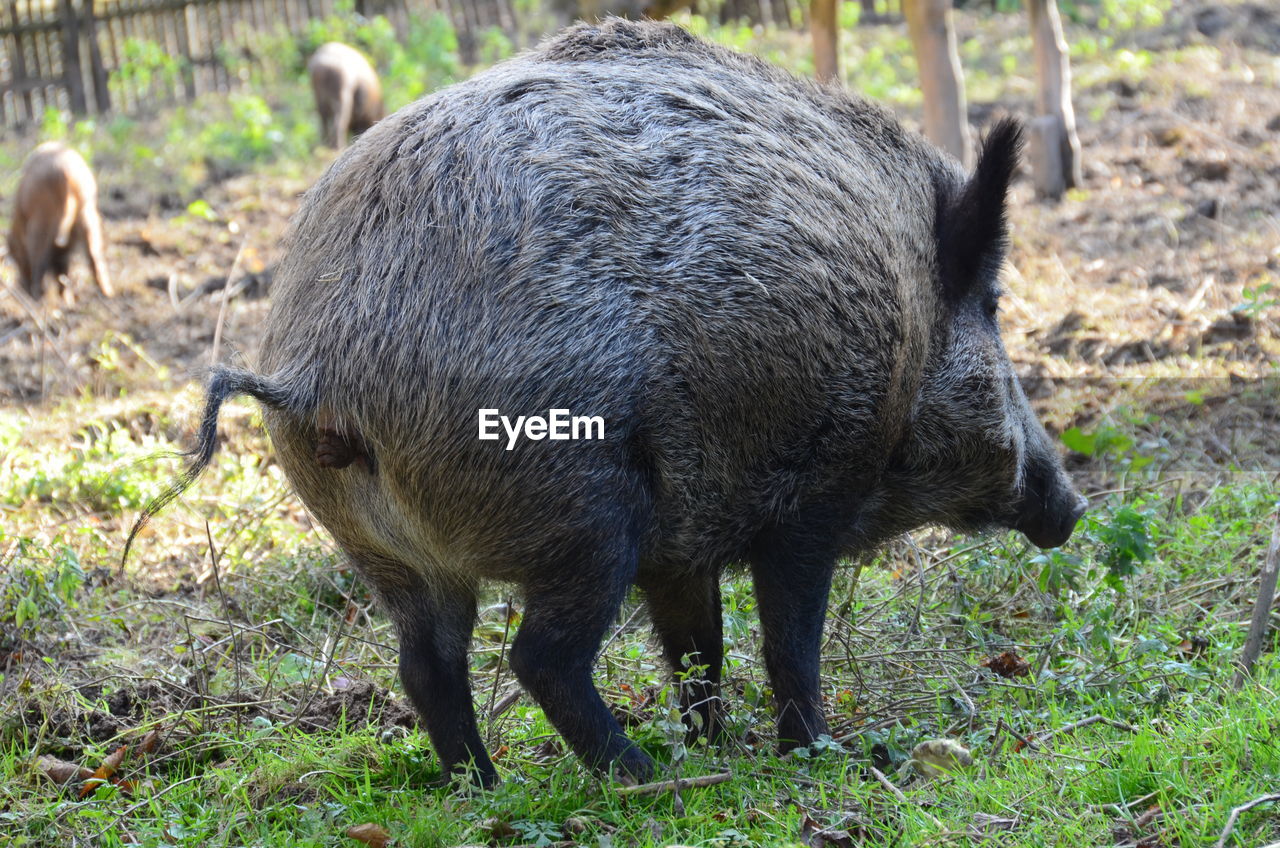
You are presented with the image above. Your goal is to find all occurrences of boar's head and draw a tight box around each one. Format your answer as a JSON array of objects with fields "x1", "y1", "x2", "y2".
[{"x1": 888, "y1": 119, "x2": 1087, "y2": 549}]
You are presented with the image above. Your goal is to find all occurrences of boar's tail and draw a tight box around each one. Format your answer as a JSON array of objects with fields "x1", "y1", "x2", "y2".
[{"x1": 122, "y1": 366, "x2": 296, "y2": 567}]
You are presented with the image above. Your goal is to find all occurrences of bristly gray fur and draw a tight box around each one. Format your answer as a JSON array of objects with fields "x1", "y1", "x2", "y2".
[
  {"x1": 136, "y1": 19, "x2": 1083, "y2": 783},
  {"x1": 257, "y1": 19, "x2": 1074, "y2": 580}
]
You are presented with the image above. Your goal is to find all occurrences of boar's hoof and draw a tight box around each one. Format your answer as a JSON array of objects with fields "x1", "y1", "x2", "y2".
[
  {"x1": 611, "y1": 747, "x2": 656, "y2": 786},
  {"x1": 434, "y1": 763, "x2": 499, "y2": 792},
  {"x1": 314, "y1": 427, "x2": 372, "y2": 472}
]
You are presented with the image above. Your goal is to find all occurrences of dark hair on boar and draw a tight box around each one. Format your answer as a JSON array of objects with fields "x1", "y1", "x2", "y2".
[{"x1": 130, "y1": 19, "x2": 1085, "y2": 787}]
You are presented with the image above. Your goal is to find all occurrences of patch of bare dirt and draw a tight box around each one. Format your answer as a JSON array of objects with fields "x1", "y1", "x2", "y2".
[
  {"x1": 1, "y1": 167, "x2": 314, "y2": 403},
  {"x1": 977, "y1": 0, "x2": 1280, "y2": 479},
  {"x1": 295, "y1": 680, "x2": 418, "y2": 733}
]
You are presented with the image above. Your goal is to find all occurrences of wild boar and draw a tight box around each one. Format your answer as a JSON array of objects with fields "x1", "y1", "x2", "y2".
[
  {"x1": 307, "y1": 42, "x2": 384, "y2": 151},
  {"x1": 7, "y1": 142, "x2": 112, "y2": 302},
  {"x1": 131, "y1": 19, "x2": 1086, "y2": 787}
]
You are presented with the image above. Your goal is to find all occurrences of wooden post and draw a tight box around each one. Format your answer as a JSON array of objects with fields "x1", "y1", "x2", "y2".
[
  {"x1": 1233, "y1": 509, "x2": 1280, "y2": 689},
  {"x1": 455, "y1": 0, "x2": 477, "y2": 66},
  {"x1": 35, "y1": 5, "x2": 56, "y2": 116},
  {"x1": 810, "y1": 0, "x2": 839, "y2": 83},
  {"x1": 86, "y1": 0, "x2": 111, "y2": 113},
  {"x1": 103, "y1": 0, "x2": 127, "y2": 109},
  {"x1": 10, "y1": 0, "x2": 34, "y2": 120},
  {"x1": 60, "y1": 0, "x2": 88, "y2": 113},
  {"x1": 903, "y1": 0, "x2": 971, "y2": 167},
  {"x1": 1026, "y1": 0, "x2": 1081, "y2": 198},
  {"x1": 179, "y1": 1, "x2": 198, "y2": 98}
]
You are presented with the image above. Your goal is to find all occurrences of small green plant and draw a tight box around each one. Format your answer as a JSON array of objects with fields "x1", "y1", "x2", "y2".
[
  {"x1": 184, "y1": 198, "x2": 221, "y2": 223},
  {"x1": 1098, "y1": 0, "x2": 1169, "y2": 31},
  {"x1": 1235, "y1": 282, "x2": 1277, "y2": 318},
  {"x1": 0, "y1": 539, "x2": 83, "y2": 636},
  {"x1": 1093, "y1": 504, "x2": 1153, "y2": 590},
  {"x1": 511, "y1": 820, "x2": 562, "y2": 847},
  {"x1": 37, "y1": 108, "x2": 97, "y2": 161},
  {"x1": 837, "y1": 1, "x2": 862, "y2": 29},
  {"x1": 1033, "y1": 548, "x2": 1086, "y2": 594},
  {"x1": 1060, "y1": 0, "x2": 1169, "y2": 29},
  {"x1": 111, "y1": 38, "x2": 186, "y2": 103},
  {"x1": 1061, "y1": 419, "x2": 1156, "y2": 470}
]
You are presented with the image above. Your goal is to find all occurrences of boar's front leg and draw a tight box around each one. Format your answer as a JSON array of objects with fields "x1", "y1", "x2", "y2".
[
  {"x1": 377, "y1": 565, "x2": 497, "y2": 787},
  {"x1": 749, "y1": 530, "x2": 836, "y2": 752},
  {"x1": 507, "y1": 540, "x2": 654, "y2": 784},
  {"x1": 639, "y1": 570, "x2": 725, "y2": 743}
]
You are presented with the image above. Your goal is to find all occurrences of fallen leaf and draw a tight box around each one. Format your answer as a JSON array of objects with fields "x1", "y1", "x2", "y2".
[
  {"x1": 138, "y1": 729, "x2": 162, "y2": 755},
  {"x1": 800, "y1": 814, "x2": 854, "y2": 848},
  {"x1": 80, "y1": 745, "x2": 129, "y2": 799},
  {"x1": 981, "y1": 650, "x2": 1031, "y2": 678},
  {"x1": 1133, "y1": 804, "x2": 1162, "y2": 829},
  {"x1": 1175, "y1": 635, "x2": 1209, "y2": 657},
  {"x1": 35, "y1": 755, "x2": 93, "y2": 785},
  {"x1": 346, "y1": 822, "x2": 392, "y2": 848}
]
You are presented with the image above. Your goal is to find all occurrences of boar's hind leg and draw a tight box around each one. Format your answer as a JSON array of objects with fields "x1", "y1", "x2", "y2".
[
  {"x1": 507, "y1": 539, "x2": 654, "y2": 784},
  {"x1": 83, "y1": 210, "x2": 113, "y2": 298},
  {"x1": 51, "y1": 245, "x2": 75, "y2": 305},
  {"x1": 639, "y1": 571, "x2": 725, "y2": 743},
  {"x1": 22, "y1": 222, "x2": 54, "y2": 300},
  {"x1": 377, "y1": 567, "x2": 496, "y2": 787},
  {"x1": 749, "y1": 531, "x2": 836, "y2": 752}
]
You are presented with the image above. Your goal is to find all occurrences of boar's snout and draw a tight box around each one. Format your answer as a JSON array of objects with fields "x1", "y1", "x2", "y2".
[{"x1": 1011, "y1": 458, "x2": 1087, "y2": 549}]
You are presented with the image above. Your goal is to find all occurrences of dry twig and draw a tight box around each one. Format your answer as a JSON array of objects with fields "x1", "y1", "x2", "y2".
[
  {"x1": 614, "y1": 771, "x2": 731, "y2": 796},
  {"x1": 1039, "y1": 714, "x2": 1139, "y2": 742},
  {"x1": 1213, "y1": 793, "x2": 1280, "y2": 848},
  {"x1": 868, "y1": 766, "x2": 943, "y2": 828},
  {"x1": 209, "y1": 238, "x2": 247, "y2": 366}
]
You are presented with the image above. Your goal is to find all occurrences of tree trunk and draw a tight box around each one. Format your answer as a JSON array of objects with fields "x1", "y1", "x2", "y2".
[
  {"x1": 903, "y1": 0, "x2": 971, "y2": 166},
  {"x1": 1026, "y1": 0, "x2": 1082, "y2": 198},
  {"x1": 811, "y1": 0, "x2": 839, "y2": 83}
]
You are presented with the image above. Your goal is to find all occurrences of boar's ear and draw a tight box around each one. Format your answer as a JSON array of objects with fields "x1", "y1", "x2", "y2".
[{"x1": 936, "y1": 118, "x2": 1023, "y2": 303}]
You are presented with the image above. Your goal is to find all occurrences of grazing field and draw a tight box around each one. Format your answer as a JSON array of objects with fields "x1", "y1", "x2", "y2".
[{"x1": 2, "y1": 1, "x2": 1279, "y2": 846}]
